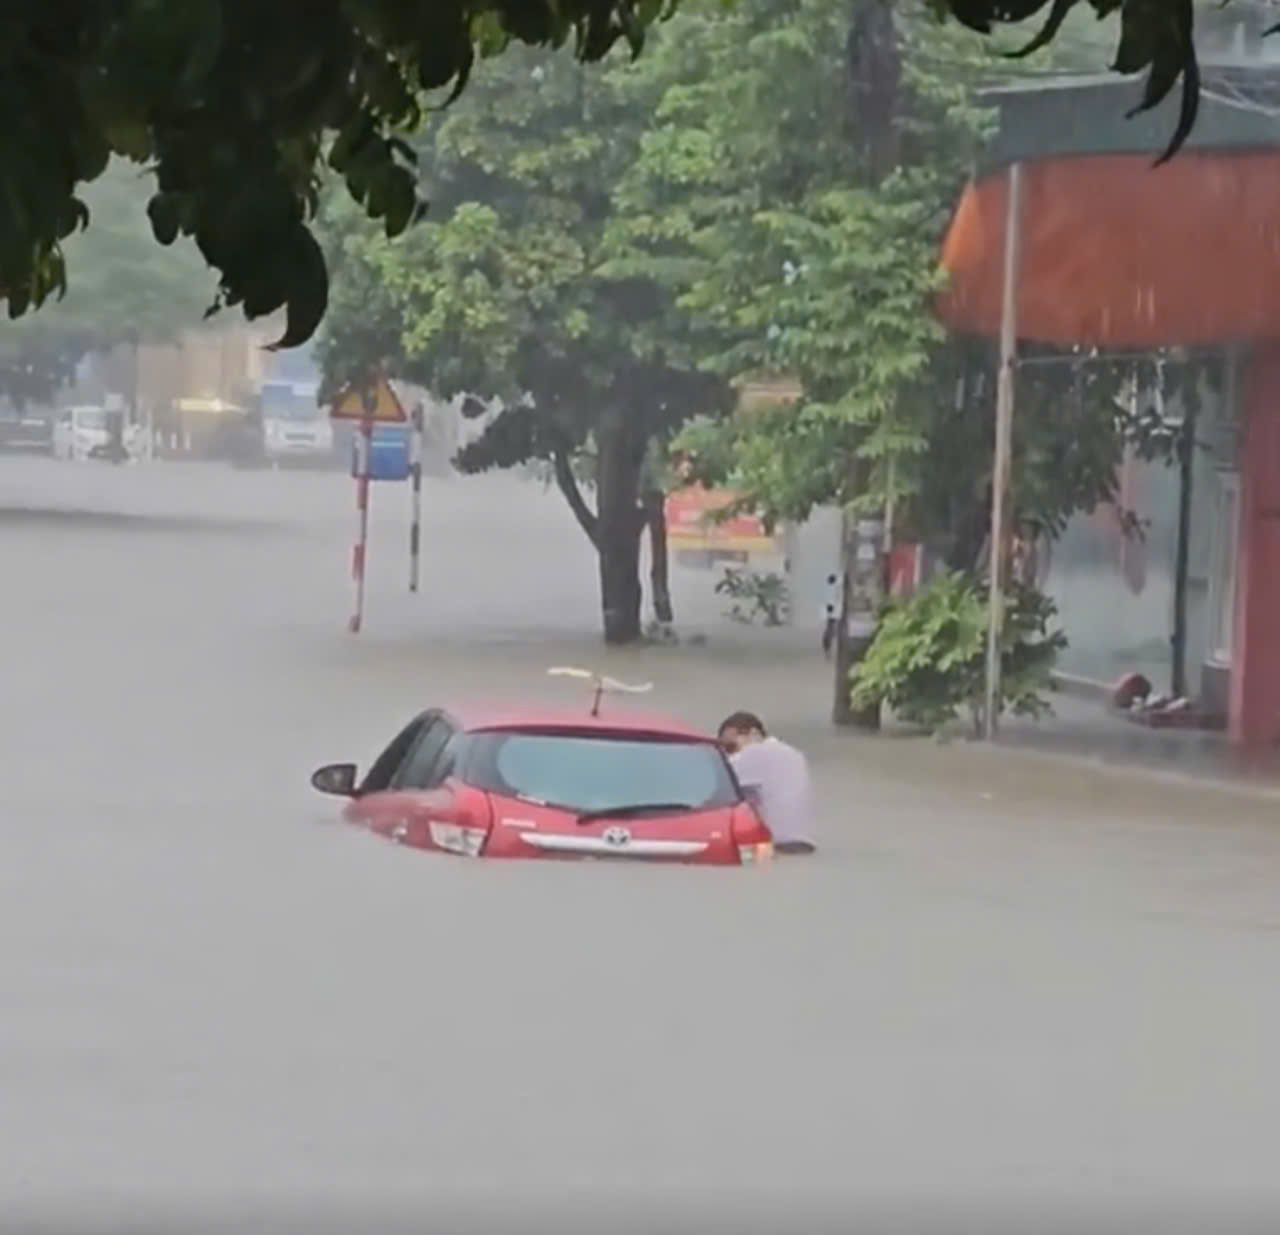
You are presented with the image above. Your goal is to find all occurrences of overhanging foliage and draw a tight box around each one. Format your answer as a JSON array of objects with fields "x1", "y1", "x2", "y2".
[
  {"x1": 933, "y1": 0, "x2": 1199, "y2": 162},
  {"x1": 1, "y1": 1, "x2": 1244, "y2": 351},
  {"x1": 2, "y1": 1, "x2": 673, "y2": 348}
]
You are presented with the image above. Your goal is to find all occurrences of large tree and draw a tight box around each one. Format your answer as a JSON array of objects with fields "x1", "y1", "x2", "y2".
[
  {"x1": 650, "y1": 0, "x2": 1220, "y2": 682},
  {"x1": 317, "y1": 44, "x2": 732, "y2": 644},
  {"x1": 1, "y1": 2, "x2": 1236, "y2": 349},
  {"x1": 613, "y1": 0, "x2": 1208, "y2": 707},
  {"x1": 610, "y1": 0, "x2": 988, "y2": 542}
]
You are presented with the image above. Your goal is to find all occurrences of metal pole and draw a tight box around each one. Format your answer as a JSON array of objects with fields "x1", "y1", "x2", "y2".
[
  {"x1": 350, "y1": 414, "x2": 373, "y2": 633},
  {"x1": 1170, "y1": 361, "x2": 1195, "y2": 699},
  {"x1": 832, "y1": 506, "x2": 855, "y2": 721},
  {"x1": 782, "y1": 522, "x2": 799, "y2": 624},
  {"x1": 833, "y1": 512, "x2": 886, "y2": 727},
  {"x1": 883, "y1": 456, "x2": 896, "y2": 552},
  {"x1": 409, "y1": 403, "x2": 423, "y2": 593},
  {"x1": 883, "y1": 455, "x2": 897, "y2": 592},
  {"x1": 983, "y1": 161, "x2": 1023, "y2": 740}
]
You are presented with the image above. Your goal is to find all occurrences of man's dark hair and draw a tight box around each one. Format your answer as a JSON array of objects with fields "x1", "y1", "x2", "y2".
[{"x1": 718, "y1": 711, "x2": 766, "y2": 737}]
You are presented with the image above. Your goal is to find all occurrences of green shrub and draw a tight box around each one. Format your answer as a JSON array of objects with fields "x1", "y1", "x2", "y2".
[
  {"x1": 715, "y1": 567, "x2": 791, "y2": 627},
  {"x1": 850, "y1": 571, "x2": 1066, "y2": 735}
]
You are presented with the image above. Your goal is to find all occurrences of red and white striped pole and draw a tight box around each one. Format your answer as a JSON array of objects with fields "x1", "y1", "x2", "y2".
[
  {"x1": 409, "y1": 403, "x2": 423, "y2": 593},
  {"x1": 349, "y1": 412, "x2": 374, "y2": 633}
]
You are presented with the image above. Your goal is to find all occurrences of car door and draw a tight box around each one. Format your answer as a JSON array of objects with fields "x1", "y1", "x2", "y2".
[
  {"x1": 386, "y1": 721, "x2": 467, "y2": 848},
  {"x1": 346, "y1": 714, "x2": 457, "y2": 845}
]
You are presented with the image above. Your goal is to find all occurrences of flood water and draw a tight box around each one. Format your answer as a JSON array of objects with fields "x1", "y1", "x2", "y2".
[{"x1": 3, "y1": 456, "x2": 1279, "y2": 1230}]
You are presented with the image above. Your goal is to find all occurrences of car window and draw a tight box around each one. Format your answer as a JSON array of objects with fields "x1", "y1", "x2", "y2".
[
  {"x1": 431, "y1": 733, "x2": 462, "y2": 786},
  {"x1": 391, "y1": 719, "x2": 455, "y2": 790},
  {"x1": 358, "y1": 715, "x2": 430, "y2": 795},
  {"x1": 463, "y1": 732, "x2": 738, "y2": 813}
]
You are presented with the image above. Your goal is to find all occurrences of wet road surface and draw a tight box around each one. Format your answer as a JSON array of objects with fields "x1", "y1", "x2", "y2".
[{"x1": 3, "y1": 457, "x2": 1279, "y2": 1229}]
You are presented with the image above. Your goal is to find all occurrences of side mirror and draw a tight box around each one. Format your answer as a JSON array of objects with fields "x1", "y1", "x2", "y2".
[{"x1": 311, "y1": 762, "x2": 358, "y2": 797}]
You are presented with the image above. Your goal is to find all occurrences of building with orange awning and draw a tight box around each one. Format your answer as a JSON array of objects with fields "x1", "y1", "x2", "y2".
[{"x1": 937, "y1": 55, "x2": 1280, "y2": 746}]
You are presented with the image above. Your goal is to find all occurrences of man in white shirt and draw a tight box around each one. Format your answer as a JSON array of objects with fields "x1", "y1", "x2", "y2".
[{"x1": 718, "y1": 711, "x2": 817, "y2": 855}]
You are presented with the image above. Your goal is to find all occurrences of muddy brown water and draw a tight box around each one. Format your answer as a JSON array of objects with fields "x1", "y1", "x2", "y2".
[{"x1": 2, "y1": 457, "x2": 1278, "y2": 1227}]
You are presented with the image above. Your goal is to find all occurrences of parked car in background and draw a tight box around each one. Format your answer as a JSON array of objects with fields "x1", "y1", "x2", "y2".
[
  {"x1": 0, "y1": 406, "x2": 56, "y2": 454},
  {"x1": 53, "y1": 406, "x2": 111, "y2": 461}
]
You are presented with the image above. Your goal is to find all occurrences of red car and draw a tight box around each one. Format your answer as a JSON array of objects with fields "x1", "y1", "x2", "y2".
[{"x1": 310, "y1": 703, "x2": 774, "y2": 865}]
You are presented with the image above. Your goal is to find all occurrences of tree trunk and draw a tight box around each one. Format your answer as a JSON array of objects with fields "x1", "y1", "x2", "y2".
[
  {"x1": 832, "y1": 0, "x2": 901, "y2": 727},
  {"x1": 596, "y1": 408, "x2": 647, "y2": 645},
  {"x1": 643, "y1": 488, "x2": 674, "y2": 626},
  {"x1": 846, "y1": 0, "x2": 901, "y2": 182},
  {"x1": 553, "y1": 447, "x2": 599, "y2": 546},
  {"x1": 598, "y1": 517, "x2": 644, "y2": 644}
]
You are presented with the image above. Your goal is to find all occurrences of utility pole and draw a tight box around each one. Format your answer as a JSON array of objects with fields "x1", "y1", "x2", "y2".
[
  {"x1": 982, "y1": 161, "x2": 1024, "y2": 740},
  {"x1": 832, "y1": 0, "x2": 900, "y2": 728},
  {"x1": 1171, "y1": 367, "x2": 1197, "y2": 700},
  {"x1": 832, "y1": 510, "x2": 886, "y2": 727}
]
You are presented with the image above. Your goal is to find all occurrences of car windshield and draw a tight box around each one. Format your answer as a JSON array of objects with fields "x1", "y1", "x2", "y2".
[
  {"x1": 463, "y1": 731, "x2": 738, "y2": 814},
  {"x1": 73, "y1": 410, "x2": 107, "y2": 429}
]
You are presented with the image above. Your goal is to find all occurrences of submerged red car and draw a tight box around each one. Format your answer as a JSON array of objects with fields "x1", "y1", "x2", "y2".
[{"x1": 311, "y1": 701, "x2": 774, "y2": 865}]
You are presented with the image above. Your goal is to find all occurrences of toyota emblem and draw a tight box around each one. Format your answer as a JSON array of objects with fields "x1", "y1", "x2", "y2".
[{"x1": 602, "y1": 826, "x2": 631, "y2": 848}]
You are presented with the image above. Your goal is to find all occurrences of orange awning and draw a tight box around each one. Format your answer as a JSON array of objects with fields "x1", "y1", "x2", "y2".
[{"x1": 938, "y1": 151, "x2": 1280, "y2": 348}]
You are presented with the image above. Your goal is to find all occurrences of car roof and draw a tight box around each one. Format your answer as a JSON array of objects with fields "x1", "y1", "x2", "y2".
[{"x1": 445, "y1": 703, "x2": 717, "y2": 744}]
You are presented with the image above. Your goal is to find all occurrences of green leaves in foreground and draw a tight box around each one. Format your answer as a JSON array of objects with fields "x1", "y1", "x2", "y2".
[
  {"x1": 933, "y1": 0, "x2": 1199, "y2": 162},
  {"x1": 3, "y1": 0, "x2": 1222, "y2": 347},
  {"x1": 1, "y1": 1, "x2": 671, "y2": 346}
]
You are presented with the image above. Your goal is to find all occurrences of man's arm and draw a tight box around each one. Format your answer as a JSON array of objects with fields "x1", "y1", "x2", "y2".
[{"x1": 730, "y1": 749, "x2": 764, "y2": 807}]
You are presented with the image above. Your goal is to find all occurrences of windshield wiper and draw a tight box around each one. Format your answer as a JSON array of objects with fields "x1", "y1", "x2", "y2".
[{"x1": 577, "y1": 802, "x2": 695, "y2": 826}]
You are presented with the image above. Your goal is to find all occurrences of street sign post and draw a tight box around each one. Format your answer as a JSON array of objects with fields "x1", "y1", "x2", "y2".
[
  {"x1": 350, "y1": 391, "x2": 375, "y2": 634},
  {"x1": 409, "y1": 403, "x2": 424, "y2": 593},
  {"x1": 331, "y1": 377, "x2": 418, "y2": 631},
  {"x1": 349, "y1": 424, "x2": 411, "y2": 481},
  {"x1": 331, "y1": 376, "x2": 408, "y2": 425}
]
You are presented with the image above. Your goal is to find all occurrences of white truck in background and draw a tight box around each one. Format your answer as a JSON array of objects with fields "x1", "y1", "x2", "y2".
[
  {"x1": 259, "y1": 380, "x2": 335, "y2": 467},
  {"x1": 53, "y1": 405, "x2": 113, "y2": 460}
]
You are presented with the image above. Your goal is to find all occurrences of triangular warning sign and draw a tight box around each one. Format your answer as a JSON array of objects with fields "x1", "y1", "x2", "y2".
[{"x1": 331, "y1": 376, "x2": 408, "y2": 423}]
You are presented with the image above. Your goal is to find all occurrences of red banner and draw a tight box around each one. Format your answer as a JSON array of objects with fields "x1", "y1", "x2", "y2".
[{"x1": 665, "y1": 487, "x2": 778, "y2": 553}]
